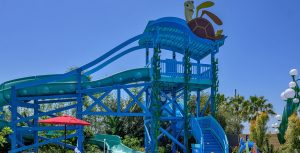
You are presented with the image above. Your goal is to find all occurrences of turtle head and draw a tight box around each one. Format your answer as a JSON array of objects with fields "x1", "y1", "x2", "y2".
[{"x1": 184, "y1": 0, "x2": 194, "y2": 22}]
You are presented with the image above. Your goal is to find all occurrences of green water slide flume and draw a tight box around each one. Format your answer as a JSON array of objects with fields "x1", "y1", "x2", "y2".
[
  {"x1": 0, "y1": 68, "x2": 150, "y2": 107},
  {"x1": 88, "y1": 134, "x2": 143, "y2": 153}
]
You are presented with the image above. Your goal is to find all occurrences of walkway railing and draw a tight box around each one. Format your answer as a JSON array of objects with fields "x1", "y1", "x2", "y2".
[
  {"x1": 160, "y1": 59, "x2": 212, "y2": 80},
  {"x1": 190, "y1": 117, "x2": 204, "y2": 153}
]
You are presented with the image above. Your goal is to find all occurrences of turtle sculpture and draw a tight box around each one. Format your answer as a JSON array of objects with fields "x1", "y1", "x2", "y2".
[{"x1": 184, "y1": 0, "x2": 223, "y2": 40}]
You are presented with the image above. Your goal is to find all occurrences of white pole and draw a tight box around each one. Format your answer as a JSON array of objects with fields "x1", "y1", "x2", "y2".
[{"x1": 104, "y1": 139, "x2": 106, "y2": 153}]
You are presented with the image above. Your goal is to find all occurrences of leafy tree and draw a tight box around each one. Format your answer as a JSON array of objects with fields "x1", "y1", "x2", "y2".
[
  {"x1": 224, "y1": 95, "x2": 248, "y2": 134},
  {"x1": 187, "y1": 92, "x2": 210, "y2": 116},
  {"x1": 246, "y1": 96, "x2": 275, "y2": 121},
  {"x1": 122, "y1": 87, "x2": 145, "y2": 138},
  {"x1": 262, "y1": 137, "x2": 275, "y2": 153},
  {"x1": 215, "y1": 94, "x2": 228, "y2": 129},
  {"x1": 102, "y1": 94, "x2": 125, "y2": 136},
  {"x1": 0, "y1": 127, "x2": 12, "y2": 147},
  {"x1": 249, "y1": 112, "x2": 269, "y2": 149},
  {"x1": 122, "y1": 135, "x2": 144, "y2": 152},
  {"x1": 278, "y1": 112, "x2": 300, "y2": 153}
]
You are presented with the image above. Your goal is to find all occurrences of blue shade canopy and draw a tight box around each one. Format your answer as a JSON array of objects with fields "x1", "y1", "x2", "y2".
[{"x1": 139, "y1": 17, "x2": 226, "y2": 60}]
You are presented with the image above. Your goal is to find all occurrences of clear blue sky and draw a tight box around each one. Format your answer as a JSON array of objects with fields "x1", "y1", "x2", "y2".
[{"x1": 0, "y1": 0, "x2": 299, "y2": 133}]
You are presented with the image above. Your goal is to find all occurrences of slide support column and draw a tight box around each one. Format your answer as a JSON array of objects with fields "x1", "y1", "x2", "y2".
[{"x1": 76, "y1": 70, "x2": 84, "y2": 152}]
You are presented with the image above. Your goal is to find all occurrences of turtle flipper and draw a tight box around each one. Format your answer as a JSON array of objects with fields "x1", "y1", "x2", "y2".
[
  {"x1": 201, "y1": 10, "x2": 223, "y2": 25},
  {"x1": 216, "y1": 30, "x2": 223, "y2": 36},
  {"x1": 215, "y1": 29, "x2": 223, "y2": 39}
]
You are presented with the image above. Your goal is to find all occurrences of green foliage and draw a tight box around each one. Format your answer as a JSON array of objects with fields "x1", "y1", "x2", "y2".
[
  {"x1": 215, "y1": 94, "x2": 228, "y2": 129},
  {"x1": 262, "y1": 137, "x2": 275, "y2": 153},
  {"x1": 230, "y1": 146, "x2": 239, "y2": 153},
  {"x1": 249, "y1": 112, "x2": 269, "y2": 149},
  {"x1": 212, "y1": 58, "x2": 219, "y2": 95},
  {"x1": 215, "y1": 94, "x2": 275, "y2": 137},
  {"x1": 158, "y1": 146, "x2": 166, "y2": 153},
  {"x1": 278, "y1": 112, "x2": 300, "y2": 153},
  {"x1": 84, "y1": 144, "x2": 102, "y2": 153},
  {"x1": 0, "y1": 127, "x2": 12, "y2": 148},
  {"x1": 246, "y1": 96, "x2": 275, "y2": 121},
  {"x1": 187, "y1": 92, "x2": 210, "y2": 116},
  {"x1": 122, "y1": 135, "x2": 144, "y2": 152},
  {"x1": 151, "y1": 46, "x2": 162, "y2": 152},
  {"x1": 183, "y1": 49, "x2": 192, "y2": 152},
  {"x1": 222, "y1": 95, "x2": 247, "y2": 134}
]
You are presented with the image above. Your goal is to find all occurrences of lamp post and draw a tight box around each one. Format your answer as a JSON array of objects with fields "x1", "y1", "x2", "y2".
[
  {"x1": 278, "y1": 69, "x2": 300, "y2": 143},
  {"x1": 280, "y1": 69, "x2": 300, "y2": 109}
]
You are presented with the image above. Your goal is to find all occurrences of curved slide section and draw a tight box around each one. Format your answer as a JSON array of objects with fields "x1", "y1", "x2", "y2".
[
  {"x1": 0, "y1": 68, "x2": 150, "y2": 107},
  {"x1": 88, "y1": 134, "x2": 142, "y2": 153}
]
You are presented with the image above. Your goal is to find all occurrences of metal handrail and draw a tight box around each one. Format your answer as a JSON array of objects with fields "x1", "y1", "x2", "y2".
[
  {"x1": 160, "y1": 59, "x2": 212, "y2": 80},
  {"x1": 190, "y1": 117, "x2": 204, "y2": 153}
]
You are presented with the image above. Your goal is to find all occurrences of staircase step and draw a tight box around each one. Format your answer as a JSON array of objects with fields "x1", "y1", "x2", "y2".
[{"x1": 201, "y1": 129, "x2": 223, "y2": 153}]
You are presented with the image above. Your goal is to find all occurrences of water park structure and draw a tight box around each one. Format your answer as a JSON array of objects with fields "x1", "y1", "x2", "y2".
[
  {"x1": 0, "y1": 14, "x2": 229, "y2": 152},
  {"x1": 4, "y1": 0, "x2": 299, "y2": 153}
]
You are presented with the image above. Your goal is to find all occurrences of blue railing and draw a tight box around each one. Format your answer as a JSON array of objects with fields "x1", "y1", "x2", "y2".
[
  {"x1": 190, "y1": 117, "x2": 204, "y2": 153},
  {"x1": 197, "y1": 116, "x2": 229, "y2": 153},
  {"x1": 160, "y1": 59, "x2": 212, "y2": 80}
]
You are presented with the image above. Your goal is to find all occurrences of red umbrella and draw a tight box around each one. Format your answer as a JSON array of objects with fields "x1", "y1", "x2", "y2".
[{"x1": 39, "y1": 115, "x2": 90, "y2": 152}]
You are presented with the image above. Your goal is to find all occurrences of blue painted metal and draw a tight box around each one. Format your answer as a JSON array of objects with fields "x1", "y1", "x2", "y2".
[
  {"x1": 139, "y1": 17, "x2": 225, "y2": 60},
  {"x1": 84, "y1": 46, "x2": 144, "y2": 76},
  {"x1": 190, "y1": 118, "x2": 204, "y2": 153},
  {"x1": 210, "y1": 50, "x2": 216, "y2": 116},
  {"x1": 0, "y1": 17, "x2": 227, "y2": 152},
  {"x1": 196, "y1": 116, "x2": 229, "y2": 153},
  {"x1": 160, "y1": 59, "x2": 212, "y2": 80}
]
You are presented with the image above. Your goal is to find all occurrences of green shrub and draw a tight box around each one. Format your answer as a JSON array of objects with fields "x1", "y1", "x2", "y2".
[
  {"x1": 278, "y1": 112, "x2": 300, "y2": 153},
  {"x1": 122, "y1": 135, "x2": 144, "y2": 151},
  {"x1": 0, "y1": 127, "x2": 12, "y2": 148}
]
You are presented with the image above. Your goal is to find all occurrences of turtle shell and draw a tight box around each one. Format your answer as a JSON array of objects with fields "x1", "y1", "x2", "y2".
[{"x1": 188, "y1": 17, "x2": 218, "y2": 40}]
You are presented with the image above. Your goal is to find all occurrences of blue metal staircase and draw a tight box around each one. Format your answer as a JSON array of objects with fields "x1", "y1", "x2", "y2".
[
  {"x1": 202, "y1": 129, "x2": 223, "y2": 153},
  {"x1": 191, "y1": 116, "x2": 229, "y2": 153}
]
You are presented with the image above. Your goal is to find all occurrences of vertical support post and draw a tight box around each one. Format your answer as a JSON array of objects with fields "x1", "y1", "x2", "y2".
[
  {"x1": 196, "y1": 60, "x2": 201, "y2": 117},
  {"x1": 10, "y1": 86, "x2": 17, "y2": 152},
  {"x1": 210, "y1": 49, "x2": 216, "y2": 117},
  {"x1": 172, "y1": 51, "x2": 176, "y2": 60},
  {"x1": 196, "y1": 90, "x2": 201, "y2": 117},
  {"x1": 144, "y1": 86, "x2": 149, "y2": 153},
  {"x1": 76, "y1": 69, "x2": 84, "y2": 152},
  {"x1": 146, "y1": 48, "x2": 149, "y2": 66},
  {"x1": 117, "y1": 87, "x2": 121, "y2": 113},
  {"x1": 150, "y1": 45, "x2": 161, "y2": 153},
  {"x1": 33, "y1": 100, "x2": 39, "y2": 153},
  {"x1": 171, "y1": 88, "x2": 177, "y2": 153},
  {"x1": 0, "y1": 106, "x2": 3, "y2": 120},
  {"x1": 183, "y1": 49, "x2": 191, "y2": 153}
]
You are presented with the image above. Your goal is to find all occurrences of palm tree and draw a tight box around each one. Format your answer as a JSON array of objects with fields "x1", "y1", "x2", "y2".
[
  {"x1": 225, "y1": 95, "x2": 249, "y2": 134},
  {"x1": 246, "y1": 96, "x2": 275, "y2": 121}
]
